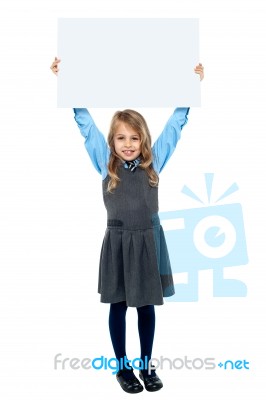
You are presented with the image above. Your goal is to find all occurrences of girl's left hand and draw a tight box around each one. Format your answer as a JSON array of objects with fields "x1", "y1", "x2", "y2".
[{"x1": 194, "y1": 63, "x2": 204, "y2": 81}]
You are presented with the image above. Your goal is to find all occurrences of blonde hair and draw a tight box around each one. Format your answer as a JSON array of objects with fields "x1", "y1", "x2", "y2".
[{"x1": 107, "y1": 109, "x2": 159, "y2": 192}]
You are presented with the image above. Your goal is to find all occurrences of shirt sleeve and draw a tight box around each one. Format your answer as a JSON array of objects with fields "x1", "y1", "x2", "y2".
[
  {"x1": 73, "y1": 108, "x2": 110, "y2": 179},
  {"x1": 152, "y1": 107, "x2": 190, "y2": 174}
]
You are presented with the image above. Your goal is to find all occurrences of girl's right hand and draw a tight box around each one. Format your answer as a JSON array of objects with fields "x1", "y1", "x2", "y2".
[{"x1": 50, "y1": 57, "x2": 61, "y2": 76}]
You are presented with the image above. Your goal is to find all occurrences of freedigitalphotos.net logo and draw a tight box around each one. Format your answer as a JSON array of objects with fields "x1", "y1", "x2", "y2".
[
  {"x1": 159, "y1": 173, "x2": 249, "y2": 301},
  {"x1": 54, "y1": 354, "x2": 250, "y2": 374}
]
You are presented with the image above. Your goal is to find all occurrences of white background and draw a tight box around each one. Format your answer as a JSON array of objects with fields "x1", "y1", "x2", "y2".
[{"x1": 0, "y1": 0, "x2": 265, "y2": 399}]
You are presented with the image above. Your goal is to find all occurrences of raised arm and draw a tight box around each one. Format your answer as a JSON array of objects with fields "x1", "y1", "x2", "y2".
[
  {"x1": 73, "y1": 108, "x2": 110, "y2": 178},
  {"x1": 152, "y1": 107, "x2": 190, "y2": 174},
  {"x1": 151, "y1": 63, "x2": 204, "y2": 174},
  {"x1": 50, "y1": 58, "x2": 110, "y2": 178}
]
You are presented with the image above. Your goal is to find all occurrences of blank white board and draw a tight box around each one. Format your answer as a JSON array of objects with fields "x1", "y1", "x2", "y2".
[{"x1": 57, "y1": 18, "x2": 200, "y2": 107}]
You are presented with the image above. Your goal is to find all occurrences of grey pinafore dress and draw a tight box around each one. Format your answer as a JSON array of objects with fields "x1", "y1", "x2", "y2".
[
  {"x1": 98, "y1": 163, "x2": 175, "y2": 307},
  {"x1": 73, "y1": 107, "x2": 190, "y2": 308}
]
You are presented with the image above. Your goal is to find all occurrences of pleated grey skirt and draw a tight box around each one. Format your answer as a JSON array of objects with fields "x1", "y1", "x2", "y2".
[{"x1": 98, "y1": 214, "x2": 175, "y2": 307}]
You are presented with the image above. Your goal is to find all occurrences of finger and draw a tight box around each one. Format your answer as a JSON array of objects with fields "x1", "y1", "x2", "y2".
[
  {"x1": 50, "y1": 65, "x2": 59, "y2": 74},
  {"x1": 194, "y1": 68, "x2": 203, "y2": 74},
  {"x1": 50, "y1": 60, "x2": 61, "y2": 70},
  {"x1": 51, "y1": 58, "x2": 61, "y2": 67}
]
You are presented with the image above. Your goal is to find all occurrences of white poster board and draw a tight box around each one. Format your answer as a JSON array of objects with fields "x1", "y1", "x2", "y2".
[{"x1": 57, "y1": 18, "x2": 200, "y2": 107}]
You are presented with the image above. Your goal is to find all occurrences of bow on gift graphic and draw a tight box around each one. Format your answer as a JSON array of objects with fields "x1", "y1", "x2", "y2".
[{"x1": 159, "y1": 173, "x2": 249, "y2": 302}]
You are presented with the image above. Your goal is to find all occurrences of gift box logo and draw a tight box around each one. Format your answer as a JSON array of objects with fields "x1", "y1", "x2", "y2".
[{"x1": 159, "y1": 173, "x2": 249, "y2": 302}]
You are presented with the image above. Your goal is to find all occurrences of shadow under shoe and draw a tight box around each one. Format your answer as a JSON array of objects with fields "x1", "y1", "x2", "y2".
[
  {"x1": 139, "y1": 366, "x2": 163, "y2": 392},
  {"x1": 116, "y1": 366, "x2": 143, "y2": 394}
]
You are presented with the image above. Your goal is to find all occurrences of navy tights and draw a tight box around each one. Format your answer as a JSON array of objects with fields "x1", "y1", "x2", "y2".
[{"x1": 109, "y1": 301, "x2": 155, "y2": 378}]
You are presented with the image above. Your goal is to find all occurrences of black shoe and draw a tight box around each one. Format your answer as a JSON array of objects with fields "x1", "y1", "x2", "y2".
[
  {"x1": 139, "y1": 367, "x2": 163, "y2": 392},
  {"x1": 116, "y1": 367, "x2": 144, "y2": 394}
]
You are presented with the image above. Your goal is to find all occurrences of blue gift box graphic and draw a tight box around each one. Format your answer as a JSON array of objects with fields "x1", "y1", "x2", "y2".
[{"x1": 159, "y1": 173, "x2": 249, "y2": 302}]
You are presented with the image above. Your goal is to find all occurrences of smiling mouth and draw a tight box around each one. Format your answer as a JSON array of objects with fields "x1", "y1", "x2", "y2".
[{"x1": 123, "y1": 150, "x2": 134, "y2": 155}]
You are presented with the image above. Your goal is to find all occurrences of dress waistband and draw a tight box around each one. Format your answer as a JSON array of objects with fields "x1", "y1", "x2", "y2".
[{"x1": 107, "y1": 213, "x2": 160, "y2": 230}]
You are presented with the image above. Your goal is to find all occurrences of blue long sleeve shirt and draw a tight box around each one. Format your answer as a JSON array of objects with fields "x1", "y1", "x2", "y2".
[{"x1": 73, "y1": 107, "x2": 190, "y2": 179}]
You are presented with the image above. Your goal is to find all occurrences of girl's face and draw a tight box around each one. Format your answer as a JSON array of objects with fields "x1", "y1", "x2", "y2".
[{"x1": 113, "y1": 122, "x2": 141, "y2": 161}]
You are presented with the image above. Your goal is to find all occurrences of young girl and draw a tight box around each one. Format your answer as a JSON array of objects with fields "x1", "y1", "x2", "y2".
[{"x1": 51, "y1": 57, "x2": 204, "y2": 394}]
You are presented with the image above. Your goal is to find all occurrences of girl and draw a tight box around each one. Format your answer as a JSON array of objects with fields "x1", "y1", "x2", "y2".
[{"x1": 51, "y1": 58, "x2": 204, "y2": 394}]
